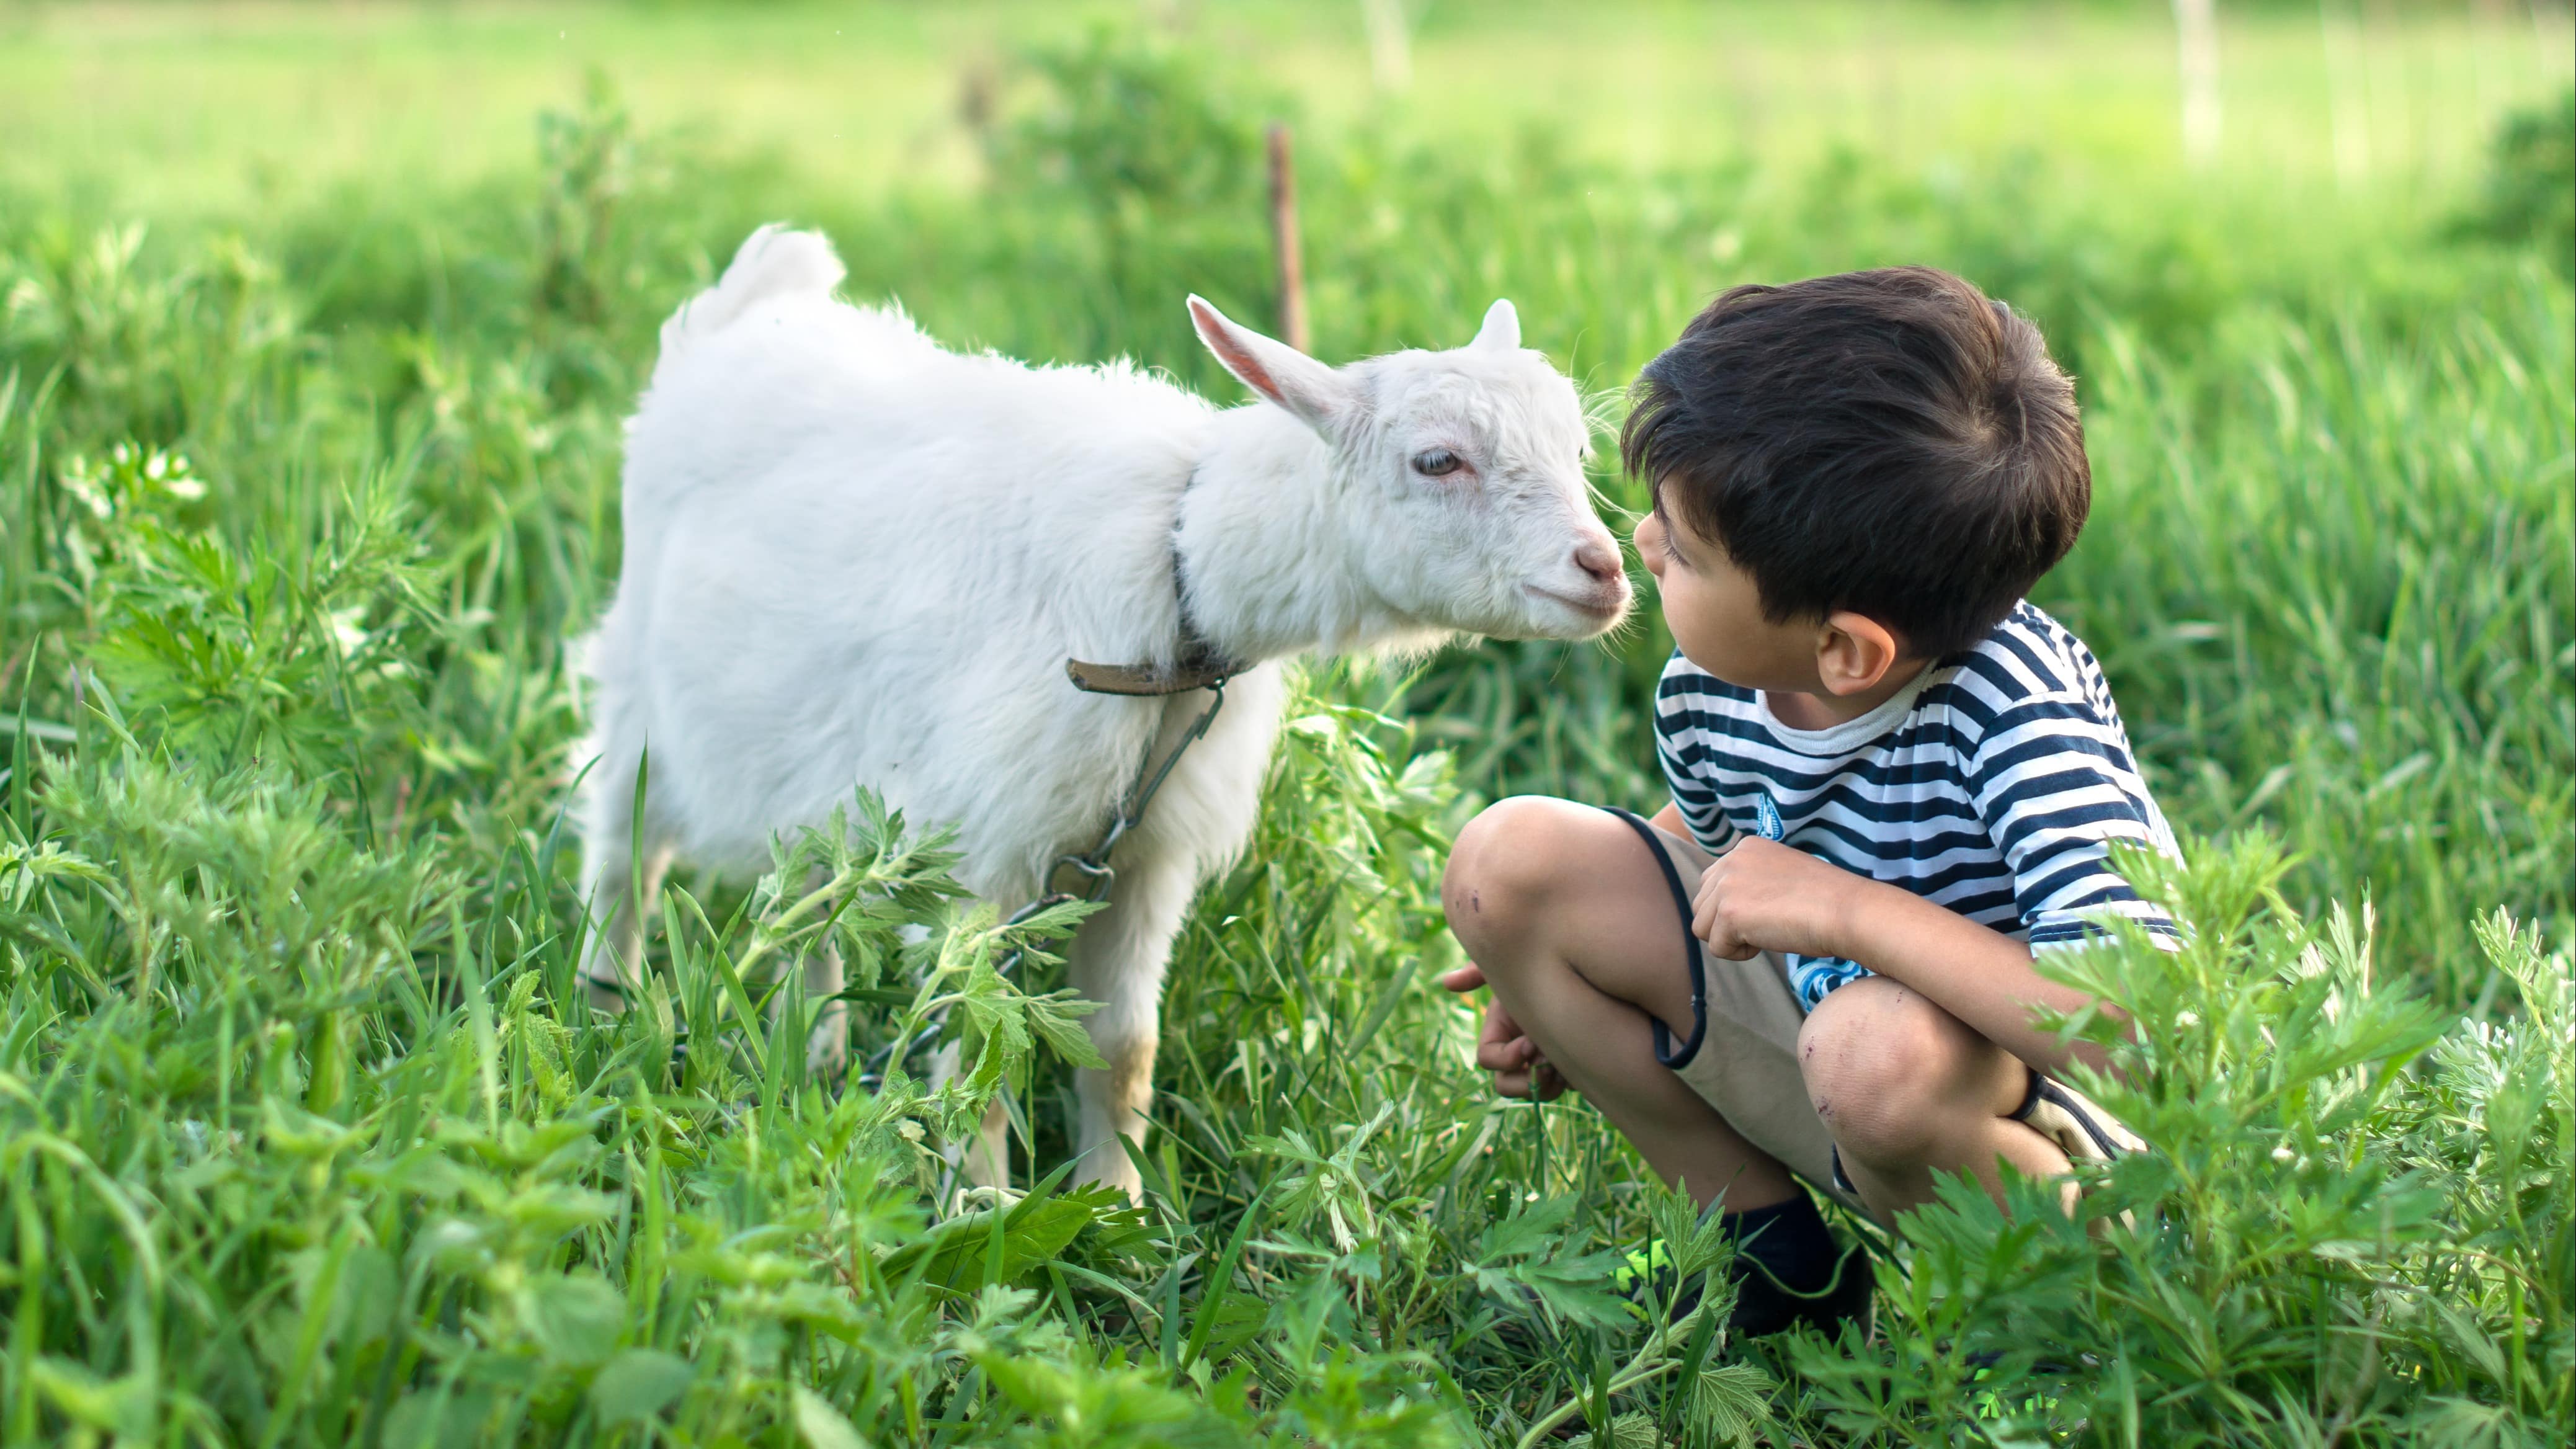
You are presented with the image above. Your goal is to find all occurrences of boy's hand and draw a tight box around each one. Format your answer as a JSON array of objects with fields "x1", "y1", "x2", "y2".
[
  {"x1": 1691, "y1": 836, "x2": 1870, "y2": 961},
  {"x1": 1438, "y1": 963, "x2": 1567, "y2": 1102}
]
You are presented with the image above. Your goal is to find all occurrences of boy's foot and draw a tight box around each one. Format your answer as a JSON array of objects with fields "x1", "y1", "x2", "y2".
[{"x1": 1624, "y1": 1193, "x2": 1873, "y2": 1339}]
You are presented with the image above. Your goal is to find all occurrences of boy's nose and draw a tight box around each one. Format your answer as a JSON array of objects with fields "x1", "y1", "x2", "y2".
[{"x1": 1631, "y1": 515, "x2": 1662, "y2": 575}]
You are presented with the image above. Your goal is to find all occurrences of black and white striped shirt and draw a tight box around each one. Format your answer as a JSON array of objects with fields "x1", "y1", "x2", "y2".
[{"x1": 1655, "y1": 602, "x2": 2181, "y2": 1010}]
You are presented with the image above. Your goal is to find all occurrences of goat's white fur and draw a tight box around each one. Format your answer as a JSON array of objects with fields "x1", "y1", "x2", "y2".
[{"x1": 579, "y1": 225, "x2": 1629, "y2": 1197}]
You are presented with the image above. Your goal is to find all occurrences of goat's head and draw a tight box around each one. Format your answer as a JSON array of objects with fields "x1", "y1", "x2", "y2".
[{"x1": 1187, "y1": 295, "x2": 1631, "y2": 644}]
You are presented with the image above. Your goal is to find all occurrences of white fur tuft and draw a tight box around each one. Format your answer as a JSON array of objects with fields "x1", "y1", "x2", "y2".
[{"x1": 656, "y1": 225, "x2": 846, "y2": 379}]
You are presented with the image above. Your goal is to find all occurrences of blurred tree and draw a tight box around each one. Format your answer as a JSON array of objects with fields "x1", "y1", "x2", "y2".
[{"x1": 2457, "y1": 86, "x2": 2575, "y2": 275}]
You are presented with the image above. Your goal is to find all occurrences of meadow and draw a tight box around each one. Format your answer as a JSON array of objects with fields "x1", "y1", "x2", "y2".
[{"x1": 0, "y1": 1, "x2": 2569, "y2": 1444}]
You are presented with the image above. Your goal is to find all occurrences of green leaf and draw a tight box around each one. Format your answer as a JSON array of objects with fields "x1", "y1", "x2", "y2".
[
  {"x1": 1568, "y1": 1409, "x2": 1661, "y2": 1449},
  {"x1": 337, "y1": 1244, "x2": 398, "y2": 1345},
  {"x1": 381, "y1": 1387, "x2": 496, "y2": 1449},
  {"x1": 1685, "y1": 1361, "x2": 1774, "y2": 1449},
  {"x1": 30, "y1": 1357, "x2": 153, "y2": 1438},
  {"x1": 1182, "y1": 1185, "x2": 1269, "y2": 1368},
  {"x1": 589, "y1": 1349, "x2": 693, "y2": 1425},
  {"x1": 1477, "y1": 1193, "x2": 1577, "y2": 1264},
  {"x1": 1025, "y1": 989, "x2": 1108, "y2": 1069},
  {"x1": 1503, "y1": 1252, "x2": 1633, "y2": 1331},
  {"x1": 793, "y1": 1386, "x2": 871, "y2": 1449},
  {"x1": 885, "y1": 1194, "x2": 1097, "y2": 1295},
  {"x1": 526, "y1": 1272, "x2": 624, "y2": 1367}
]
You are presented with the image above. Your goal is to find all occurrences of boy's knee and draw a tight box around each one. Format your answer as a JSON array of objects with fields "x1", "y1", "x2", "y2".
[
  {"x1": 1797, "y1": 978, "x2": 1985, "y2": 1164},
  {"x1": 1443, "y1": 796, "x2": 1597, "y2": 952}
]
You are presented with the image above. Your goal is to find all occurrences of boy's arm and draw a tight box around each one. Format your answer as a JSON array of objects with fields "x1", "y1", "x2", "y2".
[{"x1": 1691, "y1": 836, "x2": 2120, "y2": 1078}]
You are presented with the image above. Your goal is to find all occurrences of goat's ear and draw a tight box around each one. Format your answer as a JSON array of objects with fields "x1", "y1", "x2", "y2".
[
  {"x1": 1471, "y1": 298, "x2": 1520, "y2": 352},
  {"x1": 1187, "y1": 295, "x2": 1355, "y2": 437}
]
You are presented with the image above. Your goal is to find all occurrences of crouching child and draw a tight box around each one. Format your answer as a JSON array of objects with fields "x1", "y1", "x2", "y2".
[{"x1": 1441, "y1": 267, "x2": 2175, "y2": 1339}]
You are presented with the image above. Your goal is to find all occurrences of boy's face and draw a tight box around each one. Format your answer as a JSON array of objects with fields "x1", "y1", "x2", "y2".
[{"x1": 1634, "y1": 484, "x2": 1831, "y2": 693}]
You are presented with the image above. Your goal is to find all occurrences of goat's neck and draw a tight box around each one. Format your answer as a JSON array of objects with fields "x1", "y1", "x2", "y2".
[{"x1": 1175, "y1": 405, "x2": 1438, "y2": 665}]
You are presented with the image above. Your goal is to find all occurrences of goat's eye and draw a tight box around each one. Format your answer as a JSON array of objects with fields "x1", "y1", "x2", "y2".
[{"x1": 1411, "y1": 448, "x2": 1463, "y2": 478}]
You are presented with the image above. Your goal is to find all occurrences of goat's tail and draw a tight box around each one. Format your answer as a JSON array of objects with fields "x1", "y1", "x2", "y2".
[{"x1": 656, "y1": 225, "x2": 845, "y2": 373}]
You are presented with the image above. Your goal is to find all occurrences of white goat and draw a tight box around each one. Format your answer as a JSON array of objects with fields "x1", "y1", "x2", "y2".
[{"x1": 578, "y1": 225, "x2": 1629, "y2": 1197}]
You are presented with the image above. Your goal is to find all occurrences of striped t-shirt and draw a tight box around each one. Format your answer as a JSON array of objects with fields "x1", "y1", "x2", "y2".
[{"x1": 1656, "y1": 602, "x2": 2180, "y2": 1010}]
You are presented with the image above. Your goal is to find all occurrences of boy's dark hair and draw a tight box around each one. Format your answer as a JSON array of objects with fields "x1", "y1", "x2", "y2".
[{"x1": 1621, "y1": 266, "x2": 2090, "y2": 659}]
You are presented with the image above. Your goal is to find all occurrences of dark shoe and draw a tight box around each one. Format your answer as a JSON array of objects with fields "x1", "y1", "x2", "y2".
[{"x1": 1623, "y1": 1234, "x2": 1873, "y2": 1339}]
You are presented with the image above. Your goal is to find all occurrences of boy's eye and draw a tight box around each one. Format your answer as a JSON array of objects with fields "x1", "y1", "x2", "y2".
[
  {"x1": 1411, "y1": 448, "x2": 1463, "y2": 478},
  {"x1": 1651, "y1": 511, "x2": 1687, "y2": 566}
]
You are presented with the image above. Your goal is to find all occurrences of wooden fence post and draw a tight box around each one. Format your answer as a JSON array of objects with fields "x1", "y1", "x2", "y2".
[{"x1": 1265, "y1": 122, "x2": 1311, "y2": 354}]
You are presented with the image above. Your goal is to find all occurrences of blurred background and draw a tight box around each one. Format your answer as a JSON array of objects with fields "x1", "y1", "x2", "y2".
[{"x1": 6, "y1": 2, "x2": 2570, "y2": 221}]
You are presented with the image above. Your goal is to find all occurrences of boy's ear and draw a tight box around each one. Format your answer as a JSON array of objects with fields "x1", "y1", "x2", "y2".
[
  {"x1": 1187, "y1": 295, "x2": 1357, "y2": 439},
  {"x1": 1817, "y1": 611, "x2": 1905, "y2": 697}
]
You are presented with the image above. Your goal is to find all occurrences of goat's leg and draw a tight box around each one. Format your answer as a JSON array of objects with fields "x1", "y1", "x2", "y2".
[
  {"x1": 926, "y1": 1040, "x2": 1014, "y2": 1195},
  {"x1": 801, "y1": 933, "x2": 849, "y2": 1081},
  {"x1": 764, "y1": 867, "x2": 850, "y2": 1081},
  {"x1": 577, "y1": 756, "x2": 672, "y2": 1015},
  {"x1": 969, "y1": 1093, "x2": 1011, "y2": 1192},
  {"x1": 1066, "y1": 854, "x2": 1198, "y2": 1200},
  {"x1": 917, "y1": 904, "x2": 1011, "y2": 1198}
]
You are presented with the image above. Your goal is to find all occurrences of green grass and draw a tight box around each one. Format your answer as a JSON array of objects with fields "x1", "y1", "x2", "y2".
[{"x1": 0, "y1": 2, "x2": 2570, "y2": 1444}]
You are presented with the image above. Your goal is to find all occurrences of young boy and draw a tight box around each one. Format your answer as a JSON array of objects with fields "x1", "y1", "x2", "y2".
[{"x1": 1439, "y1": 267, "x2": 2175, "y2": 1337}]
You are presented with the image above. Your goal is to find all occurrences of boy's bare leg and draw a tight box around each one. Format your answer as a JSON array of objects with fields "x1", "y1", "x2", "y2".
[
  {"x1": 1794, "y1": 976, "x2": 2073, "y2": 1217},
  {"x1": 1446, "y1": 796, "x2": 2087, "y2": 1227},
  {"x1": 1442, "y1": 796, "x2": 1801, "y2": 1213}
]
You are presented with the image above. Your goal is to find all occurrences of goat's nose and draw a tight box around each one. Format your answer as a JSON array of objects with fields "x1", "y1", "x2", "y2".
[{"x1": 1573, "y1": 537, "x2": 1623, "y2": 587}]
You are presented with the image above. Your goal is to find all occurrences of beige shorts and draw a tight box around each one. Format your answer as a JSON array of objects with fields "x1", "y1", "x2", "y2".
[
  {"x1": 1609, "y1": 809, "x2": 2147, "y2": 1219},
  {"x1": 1605, "y1": 809, "x2": 1867, "y2": 1214}
]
